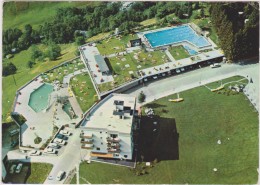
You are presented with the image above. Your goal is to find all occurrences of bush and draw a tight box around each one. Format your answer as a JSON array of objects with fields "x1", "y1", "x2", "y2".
[
  {"x1": 2, "y1": 62, "x2": 17, "y2": 76},
  {"x1": 138, "y1": 91, "x2": 146, "y2": 103},
  {"x1": 34, "y1": 136, "x2": 42, "y2": 144}
]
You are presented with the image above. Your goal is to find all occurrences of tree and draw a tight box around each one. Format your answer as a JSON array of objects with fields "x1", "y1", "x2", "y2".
[
  {"x1": 138, "y1": 91, "x2": 146, "y2": 103},
  {"x1": 27, "y1": 61, "x2": 34, "y2": 69},
  {"x1": 31, "y1": 45, "x2": 43, "y2": 61},
  {"x1": 200, "y1": 7, "x2": 205, "y2": 18},
  {"x1": 47, "y1": 43, "x2": 61, "y2": 60},
  {"x1": 2, "y1": 62, "x2": 17, "y2": 76},
  {"x1": 75, "y1": 36, "x2": 85, "y2": 46}
]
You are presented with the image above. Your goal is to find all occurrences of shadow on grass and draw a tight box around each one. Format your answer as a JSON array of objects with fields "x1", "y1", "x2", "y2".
[
  {"x1": 137, "y1": 115, "x2": 179, "y2": 162},
  {"x1": 5, "y1": 161, "x2": 32, "y2": 184},
  {"x1": 145, "y1": 103, "x2": 166, "y2": 109}
]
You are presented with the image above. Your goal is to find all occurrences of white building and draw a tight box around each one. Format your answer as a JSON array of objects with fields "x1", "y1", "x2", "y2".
[{"x1": 80, "y1": 93, "x2": 137, "y2": 160}]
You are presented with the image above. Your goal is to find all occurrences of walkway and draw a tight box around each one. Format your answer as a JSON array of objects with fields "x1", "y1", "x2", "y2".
[{"x1": 165, "y1": 49, "x2": 176, "y2": 62}]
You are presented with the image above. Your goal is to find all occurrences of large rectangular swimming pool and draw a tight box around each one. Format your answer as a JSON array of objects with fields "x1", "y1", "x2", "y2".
[{"x1": 144, "y1": 25, "x2": 211, "y2": 48}]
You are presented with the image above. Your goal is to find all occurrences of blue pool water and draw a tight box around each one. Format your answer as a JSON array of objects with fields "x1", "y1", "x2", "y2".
[
  {"x1": 28, "y1": 83, "x2": 54, "y2": 112},
  {"x1": 183, "y1": 45, "x2": 197, "y2": 55},
  {"x1": 144, "y1": 25, "x2": 211, "y2": 48}
]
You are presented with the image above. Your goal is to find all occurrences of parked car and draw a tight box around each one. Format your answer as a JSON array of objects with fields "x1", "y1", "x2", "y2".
[
  {"x1": 44, "y1": 148, "x2": 57, "y2": 154},
  {"x1": 15, "y1": 163, "x2": 23, "y2": 173},
  {"x1": 180, "y1": 68, "x2": 185, "y2": 72},
  {"x1": 56, "y1": 134, "x2": 69, "y2": 140},
  {"x1": 56, "y1": 171, "x2": 66, "y2": 181},
  {"x1": 9, "y1": 164, "x2": 16, "y2": 174},
  {"x1": 59, "y1": 130, "x2": 72, "y2": 136},
  {"x1": 9, "y1": 129, "x2": 19, "y2": 136},
  {"x1": 53, "y1": 138, "x2": 67, "y2": 145},
  {"x1": 152, "y1": 75, "x2": 158, "y2": 80},
  {"x1": 48, "y1": 142, "x2": 60, "y2": 149},
  {"x1": 210, "y1": 63, "x2": 221, "y2": 68},
  {"x1": 176, "y1": 69, "x2": 181, "y2": 73},
  {"x1": 28, "y1": 150, "x2": 41, "y2": 156}
]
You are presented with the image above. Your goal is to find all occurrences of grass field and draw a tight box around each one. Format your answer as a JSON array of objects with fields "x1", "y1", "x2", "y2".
[
  {"x1": 70, "y1": 73, "x2": 98, "y2": 112},
  {"x1": 169, "y1": 45, "x2": 190, "y2": 60},
  {"x1": 96, "y1": 34, "x2": 138, "y2": 56},
  {"x1": 140, "y1": 18, "x2": 157, "y2": 26},
  {"x1": 78, "y1": 76, "x2": 258, "y2": 184},
  {"x1": 26, "y1": 163, "x2": 52, "y2": 184},
  {"x1": 3, "y1": 1, "x2": 100, "y2": 30},
  {"x1": 98, "y1": 50, "x2": 167, "y2": 92},
  {"x1": 42, "y1": 58, "x2": 85, "y2": 83},
  {"x1": 2, "y1": 43, "x2": 77, "y2": 122}
]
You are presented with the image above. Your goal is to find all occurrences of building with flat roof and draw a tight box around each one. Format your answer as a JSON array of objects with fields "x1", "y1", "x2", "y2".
[{"x1": 80, "y1": 93, "x2": 138, "y2": 160}]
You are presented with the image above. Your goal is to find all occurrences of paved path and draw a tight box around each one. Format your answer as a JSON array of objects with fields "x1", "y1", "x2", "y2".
[{"x1": 165, "y1": 49, "x2": 176, "y2": 62}]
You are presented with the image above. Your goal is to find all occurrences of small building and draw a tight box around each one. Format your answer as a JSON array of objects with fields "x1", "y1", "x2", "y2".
[
  {"x1": 80, "y1": 94, "x2": 138, "y2": 160},
  {"x1": 94, "y1": 55, "x2": 110, "y2": 75},
  {"x1": 128, "y1": 38, "x2": 142, "y2": 47}
]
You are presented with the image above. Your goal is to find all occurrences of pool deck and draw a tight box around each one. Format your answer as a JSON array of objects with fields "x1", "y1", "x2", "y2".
[{"x1": 13, "y1": 76, "x2": 83, "y2": 149}]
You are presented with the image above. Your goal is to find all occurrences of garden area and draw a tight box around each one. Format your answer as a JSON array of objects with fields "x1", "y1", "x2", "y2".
[
  {"x1": 168, "y1": 45, "x2": 190, "y2": 60},
  {"x1": 70, "y1": 72, "x2": 98, "y2": 112},
  {"x1": 97, "y1": 50, "x2": 168, "y2": 93},
  {"x1": 77, "y1": 76, "x2": 258, "y2": 184},
  {"x1": 41, "y1": 58, "x2": 85, "y2": 83},
  {"x1": 96, "y1": 34, "x2": 138, "y2": 56}
]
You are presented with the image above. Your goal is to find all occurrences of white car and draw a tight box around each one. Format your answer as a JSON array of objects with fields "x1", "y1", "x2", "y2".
[
  {"x1": 180, "y1": 68, "x2": 185, "y2": 72},
  {"x1": 60, "y1": 130, "x2": 71, "y2": 136},
  {"x1": 15, "y1": 163, "x2": 23, "y2": 173},
  {"x1": 53, "y1": 138, "x2": 66, "y2": 145},
  {"x1": 176, "y1": 69, "x2": 181, "y2": 73},
  {"x1": 56, "y1": 171, "x2": 66, "y2": 181},
  {"x1": 44, "y1": 148, "x2": 57, "y2": 154},
  {"x1": 9, "y1": 164, "x2": 16, "y2": 174},
  {"x1": 48, "y1": 142, "x2": 60, "y2": 149},
  {"x1": 210, "y1": 63, "x2": 221, "y2": 68},
  {"x1": 28, "y1": 150, "x2": 42, "y2": 156}
]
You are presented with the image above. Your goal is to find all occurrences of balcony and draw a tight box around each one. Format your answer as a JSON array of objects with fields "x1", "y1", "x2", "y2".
[
  {"x1": 106, "y1": 137, "x2": 121, "y2": 143},
  {"x1": 80, "y1": 133, "x2": 93, "y2": 139},
  {"x1": 107, "y1": 143, "x2": 120, "y2": 149},
  {"x1": 107, "y1": 147, "x2": 121, "y2": 153},
  {"x1": 81, "y1": 144, "x2": 94, "y2": 149},
  {"x1": 81, "y1": 138, "x2": 93, "y2": 144}
]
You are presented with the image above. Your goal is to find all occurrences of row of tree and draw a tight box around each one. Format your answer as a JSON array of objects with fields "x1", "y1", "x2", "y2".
[{"x1": 210, "y1": 2, "x2": 259, "y2": 60}]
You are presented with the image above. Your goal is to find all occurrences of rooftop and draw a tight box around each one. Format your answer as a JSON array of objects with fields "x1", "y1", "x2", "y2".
[{"x1": 81, "y1": 94, "x2": 136, "y2": 134}]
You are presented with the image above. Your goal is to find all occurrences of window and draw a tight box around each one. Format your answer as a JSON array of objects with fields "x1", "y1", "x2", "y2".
[
  {"x1": 100, "y1": 137, "x2": 102, "y2": 139},
  {"x1": 110, "y1": 134, "x2": 118, "y2": 138},
  {"x1": 96, "y1": 147, "x2": 100, "y2": 151},
  {"x1": 115, "y1": 153, "x2": 119, "y2": 157},
  {"x1": 100, "y1": 131, "x2": 102, "y2": 134},
  {"x1": 124, "y1": 155, "x2": 128, "y2": 158},
  {"x1": 101, "y1": 142, "x2": 103, "y2": 145}
]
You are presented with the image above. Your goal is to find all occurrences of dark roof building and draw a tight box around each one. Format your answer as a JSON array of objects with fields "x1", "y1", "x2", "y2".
[
  {"x1": 128, "y1": 38, "x2": 142, "y2": 47},
  {"x1": 94, "y1": 55, "x2": 110, "y2": 74}
]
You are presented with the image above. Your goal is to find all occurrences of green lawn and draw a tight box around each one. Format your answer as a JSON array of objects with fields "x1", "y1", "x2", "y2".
[
  {"x1": 2, "y1": 43, "x2": 77, "y2": 122},
  {"x1": 78, "y1": 76, "x2": 258, "y2": 184},
  {"x1": 42, "y1": 58, "x2": 85, "y2": 83},
  {"x1": 70, "y1": 174, "x2": 77, "y2": 184},
  {"x1": 169, "y1": 45, "x2": 190, "y2": 60},
  {"x1": 98, "y1": 50, "x2": 167, "y2": 92},
  {"x1": 96, "y1": 34, "x2": 138, "y2": 56},
  {"x1": 140, "y1": 18, "x2": 157, "y2": 26},
  {"x1": 3, "y1": 1, "x2": 100, "y2": 30},
  {"x1": 26, "y1": 163, "x2": 53, "y2": 184},
  {"x1": 70, "y1": 72, "x2": 98, "y2": 112}
]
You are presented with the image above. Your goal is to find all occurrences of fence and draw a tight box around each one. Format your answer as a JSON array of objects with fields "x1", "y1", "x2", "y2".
[{"x1": 63, "y1": 167, "x2": 76, "y2": 184}]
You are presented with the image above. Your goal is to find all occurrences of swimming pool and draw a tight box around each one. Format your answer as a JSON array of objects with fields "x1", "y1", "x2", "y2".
[
  {"x1": 183, "y1": 45, "x2": 198, "y2": 55},
  {"x1": 28, "y1": 83, "x2": 54, "y2": 112},
  {"x1": 144, "y1": 25, "x2": 211, "y2": 48}
]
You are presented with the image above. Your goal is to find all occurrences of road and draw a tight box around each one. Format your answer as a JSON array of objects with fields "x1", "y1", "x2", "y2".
[
  {"x1": 7, "y1": 60, "x2": 259, "y2": 184},
  {"x1": 125, "y1": 62, "x2": 259, "y2": 109}
]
